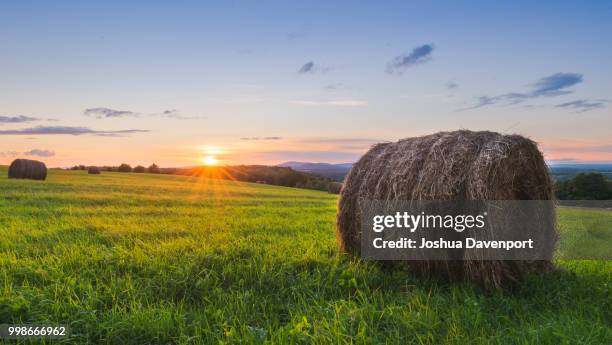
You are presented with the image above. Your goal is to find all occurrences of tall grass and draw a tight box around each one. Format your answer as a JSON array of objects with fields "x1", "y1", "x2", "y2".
[{"x1": 0, "y1": 167, "x2": 610, "y2": 344}]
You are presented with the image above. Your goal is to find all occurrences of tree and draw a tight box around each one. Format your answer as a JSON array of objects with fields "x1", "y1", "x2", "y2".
[
  {"x1": 555, "y1": 172, "x2": 611, "y2": 200},
  {"x1": 554, "y1": 180, "x2": 571, "y2": 200},
  {"x1": 571, "y1": 172, "x2": 610, "y2": 199},
  {"x1": 148, "y1": 163, "x2": 160, "y2": 174},
  {"x1": 133, "y1": 165, "x2": 146, "y2": 173},
  {"x1": 118, "y1": 163, "x2": 132, "y2": 172}
]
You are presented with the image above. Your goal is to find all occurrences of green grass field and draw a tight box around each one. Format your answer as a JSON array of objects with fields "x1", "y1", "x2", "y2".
[{"x1": 0, "y1": 167, "x2": 610, "y2": 344}]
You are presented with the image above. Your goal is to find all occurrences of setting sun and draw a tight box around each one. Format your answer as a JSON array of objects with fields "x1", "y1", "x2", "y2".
[
  {"x1": 199, "y1": 145, "x2": 225, "y2": 166},
  {"x1": 202, "y1": 155, "x2": 219, "y2": 166}
]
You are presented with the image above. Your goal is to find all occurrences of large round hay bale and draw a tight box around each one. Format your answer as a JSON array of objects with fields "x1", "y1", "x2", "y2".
[
  {"x1": 88, "y1": 166, "x2": 101, "y2": 174},
  {"x1": 337, "y1": 130, "x2": 555, "y2": 289},
  {"x1": 8, "y1": 159, "x2": 47, "y2": 180}
]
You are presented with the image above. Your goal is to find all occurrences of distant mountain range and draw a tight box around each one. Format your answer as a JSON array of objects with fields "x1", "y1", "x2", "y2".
[
  {"x1": 549, "y1": 163, "x2": 612, "y2": 180},
  {"x1": 278, "y1": 161, "x2": 353, "y2": 181}
]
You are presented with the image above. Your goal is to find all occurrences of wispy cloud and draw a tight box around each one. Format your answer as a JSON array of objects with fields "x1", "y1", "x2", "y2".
[
  {"x1": 290, "y1": 100, "x2": 368, "y2": 107},
  {"x1": 324, "y1": 83, "x2": 344, "y2": 91},
  {"x1": 529, "y1": 73, "x2": 583, "y2": 97},
  {"x1": 298, "y1": 61, "x2": 315, "y2": 74},
  {"x1": 446, "y1": 81, "x2": 459, "y2": 90},
  {"x1": 0, "y1": 126, "x2": 149, "y2": 137},
  {"x1": 387, "y1": 44, "x2": 434, "y2": 74},
  {"x1": 240, "y1": 136, "x2": 283, "y2": 141},
  {"x1": 24, "y1": 149, "x2": 55, "y2": 157},
  {"x1": 160, "y1": 109, "x2": 203, "y2": 120},
  {"x1": 84, "y1": 107, "x2": 136, "y2": 118},
  {"x1": 287, "y1": 32, "x2": 305, "y2": 41},
  {"x1": 0, "y1": 151, "x2": 19, "y2": 157},
  {"x1": 297, "y1": 61, "x2": 329, "y2": 74},
  {"x1": 0, "y1": 148, "x2": 55, "y2": 158},
  {"x1": 555, "y1": 99, "x2": 608, "y2": 113},
  {"x1": 462, "y1": 72, "x2": 584, "y2": 110},
  {"x1": 0, "y1": 115, "x2": 40, "y2": 124},
  {"x1": 84, "y1": 107, "x2": 203, "y2": 120}
]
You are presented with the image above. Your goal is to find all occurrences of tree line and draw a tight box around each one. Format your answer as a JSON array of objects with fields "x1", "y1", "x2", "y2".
[
  {"x1": 173, "y1": 165, "x2": 337, "y2": 192},
  {"x1": 554, "y1": 172, "x2": 611, "y2": 200},
  {"x1": 69, "y1": 164, "x2": 341, "y2": 193},
  {"x1": 70, "y1": 163, "x2": 160, "y2": 173}
]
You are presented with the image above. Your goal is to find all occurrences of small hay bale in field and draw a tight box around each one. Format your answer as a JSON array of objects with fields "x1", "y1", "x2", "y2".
[
  {"x1": 8, "y1": 159, "x2": 47, "y2": 180},
  {"x1": 88, "y1": 166, "x2": 101, "y2": 174},
  {"x1": 328, "y1": 181, "x2": 343, "y2": 194},
  {"x1": 337, "y1": 130, "x2": 556, "y2": 289}
]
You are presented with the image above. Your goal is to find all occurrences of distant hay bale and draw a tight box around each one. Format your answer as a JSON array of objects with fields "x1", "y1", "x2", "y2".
[
  {"x1": 328, "y1": 182, "x2": 343, "y2": 194},
  {"x1": 88, "y1": 166, "x2": 101, "y2": 174},
  {"x1": 337, "y1": 130, "x2": 556, "y2": 289},
  {"x1": 8, "y1": 159, "x2": 47, "y2": 180}
]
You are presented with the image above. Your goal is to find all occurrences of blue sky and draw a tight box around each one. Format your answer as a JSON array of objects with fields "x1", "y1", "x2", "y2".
[{"x1": 0, "y1": 1, "x2": 610, "y2": 166}]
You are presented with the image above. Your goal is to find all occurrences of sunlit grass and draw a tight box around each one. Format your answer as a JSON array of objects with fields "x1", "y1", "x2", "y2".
[
  {"x1": 0, "y1": 167, "x2": 610, "y2": 344},
  {"x1": 556, "y1": 206, "x2": 612, "y2": 260}
]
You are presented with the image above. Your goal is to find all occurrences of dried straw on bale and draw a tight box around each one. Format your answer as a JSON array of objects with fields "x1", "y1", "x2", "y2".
[
  {"x1": 88, "y1": 166, "x2": 101, "y2": 174},
  {"x1": 337, "y1": 130, "x2": 556, "y2": 289},
  {"x1": 8, "y1": 159, "x2": 47, "y2": 180}
]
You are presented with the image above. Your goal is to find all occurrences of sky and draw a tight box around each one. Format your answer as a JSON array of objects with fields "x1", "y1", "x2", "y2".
[{"x1": 0, "y1": 0, "x2": 611, "y2": 167}]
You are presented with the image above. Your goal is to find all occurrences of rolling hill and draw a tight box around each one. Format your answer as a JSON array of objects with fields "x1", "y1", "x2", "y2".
[{"x1": 278, "y1": 161, "x2": 353, "y2": 181}]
